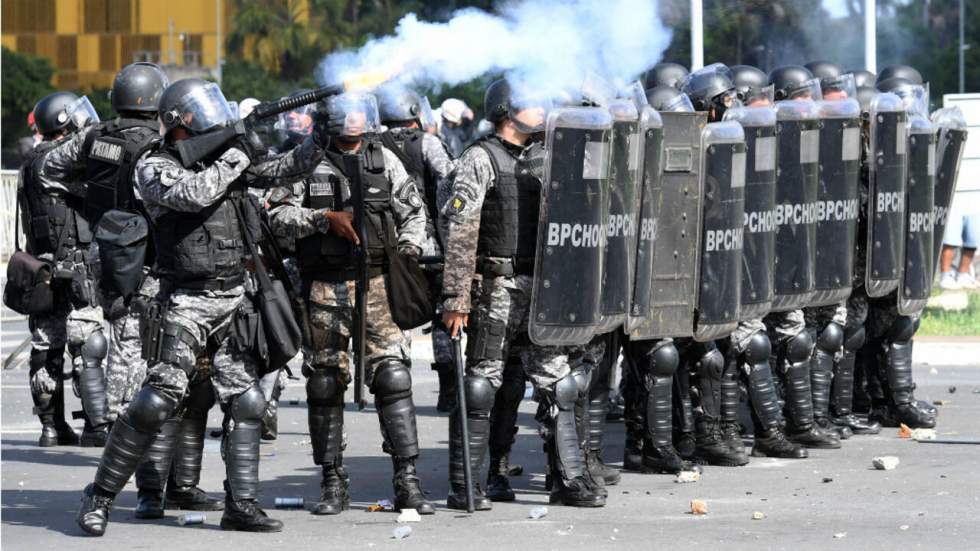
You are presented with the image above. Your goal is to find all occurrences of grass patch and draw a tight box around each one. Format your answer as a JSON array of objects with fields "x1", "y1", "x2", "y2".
[{"x1": 918, "y1": 292, "x2": 980, "y2": 337}]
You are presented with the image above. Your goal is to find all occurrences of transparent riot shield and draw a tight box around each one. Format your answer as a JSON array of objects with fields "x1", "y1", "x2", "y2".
[
  {"x1": 810, "y1": 98, "x2": 862, "y2": 307},
  {"x1": 865, "y1": 93, "x2": 909, "y2": 297},
  {"x1": 898, "y1": 113, "x2": 937, "y2": 315},
  {"x1": 771, "y1": 100, "x2": 821, "y2": 311},
  {"x1": 694, "y1": 121, "x2": 747, "y2": 341},
  {"x1": 625, "y1": 105, "x2": 664, "y2": 338},
  {"x1": 642, "y1": 111, "x2": 708, "y2": 338},
  {"x1": 930, "y1": 108, "x2": 968, "y2": 279},
  {"x1": 724, "y1": 105, "x2": 777, "y2": 321},
  {"x1": 595, "y1": 99, "x2": 643, "y2": 335},
  {"x1": 529, "y1": 107, "x2": 613, "y2": 346}
]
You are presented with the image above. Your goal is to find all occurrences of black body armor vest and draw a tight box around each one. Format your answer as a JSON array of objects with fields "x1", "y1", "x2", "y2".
[
  {"x1": 296, "y1": 140, "x2": 394, "y2": 280},
  {"x1": 380, "y1": 129, "x2": 438, "y2": 238},
  {"x1": 82, "y1": 118, "x2": 160, "y2": 225},
  {"x1": 152, "y1": 146, "x2": 251, "y2": 288},
  {"x1": 19, "y1": 140, "x2": 91, "y2": 259},
  {"x1": 475, "y1": 136, "x2": 542, "y2": 260}
]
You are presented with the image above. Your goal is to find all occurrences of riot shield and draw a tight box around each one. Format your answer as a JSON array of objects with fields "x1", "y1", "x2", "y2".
[
  {"x1": 642, "y1": 111, "x2": 707, "y2": 338},
  {"x1": 694, "y1": 121, "x2": 747, "y2": 341},
  {"x1": 865, "y1": 93, "x2": 909, "y2": 297},
  {"x1": 930, "y1": 108, "x2": 968, "y2": 279},
  {"x1": 810, "y1": 98, "x2": 862, "y2": 307},
  {"x1": 724, "y1": 105, "x2": 777, "y2": 321},
  {"x1": 625, "y1": 105, "x2": 664, "y2": 338},
  {"x1": 771, "y1": 100, "x2": 821, "y2": 312},
  {"x1": 898, "y1": 113, "x2": 937, "y2": 315},
  {"x1": 529, "y1": 107, "x2": 613, "y2": 346},
  {"x1": 595, "y1": 99, "x2": 643, "y2": 335}
]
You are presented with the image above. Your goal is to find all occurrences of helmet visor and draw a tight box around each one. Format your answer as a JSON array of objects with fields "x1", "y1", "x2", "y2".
[
  {"x1": 175, "y1": 82, "x2": 235, "y2": 133},
  {"x1": 418, "y1": 96, "x2": 439, "y2": 133},
  {"x1": 785, "y1": 77, "x2": 823, "y2": 101},
  {"x1": 509, "y1": 94, "x2": 552, "y2": 134},
  {"x1": 328, "y1": 92, "x2": 381, "y2": 137},
  {"x1": 65, "y1": 96, "x2": 100, "y2": 129},
  {"x1": 819, "y1": 73, "x2": 856, "y2": 102},
  {"x1": 891, "y1": 83, "x2": 930, "y2": 117},
  {"x1": 276, "y1": 103, "x2": 315, "y2": 136},
  {"x1": 662, "y1": 93, "x2": 695, "y2": 113},
  {"x1": 742, "y1": 83, "x2": 775, "y2": 106}
]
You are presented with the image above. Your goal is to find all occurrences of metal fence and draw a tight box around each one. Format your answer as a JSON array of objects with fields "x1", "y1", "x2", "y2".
[{"x1": 1, "y1": 169, "x2": 24, "y2": 264}]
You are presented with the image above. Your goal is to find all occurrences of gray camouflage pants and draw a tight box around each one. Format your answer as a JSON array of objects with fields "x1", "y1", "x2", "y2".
[
  {"x1": 103, "y1": 276, "x2": 161, "y2": 421},
  {"x1": 29, "y1": 304, "x2": 104, "y2": 396}
]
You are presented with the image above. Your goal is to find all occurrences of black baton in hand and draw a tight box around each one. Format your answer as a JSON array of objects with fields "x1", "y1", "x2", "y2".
[{"x1": 451, "y1": 335, "x2": 475, "y2": 513}]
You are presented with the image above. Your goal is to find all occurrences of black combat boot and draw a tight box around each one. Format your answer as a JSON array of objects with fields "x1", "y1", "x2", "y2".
[
  {"x1": 134, "y1": 418, "x2": 179, "y2": 519},
  {"x1": 720, "y1": 353, "x2": 749, "y2": 463},
  {"x1": 642, "y1": 374, "x2": 696, "y2": 474},
  {"x1": 166, "y1": 408, "x2": 223, "y2": 511},
  {"x1": 830, "y1": 348, "x2": 882, "y2": 434},
  {"x1": 782, "y1": 343, "x2": 841, "y2": 449},
  {"x1": 541, "y1": 375, "x2": 605, "y2": 507},
  {"x1": 743, "y1": 337, "x2": 808, "y2": 459},
  {"x1": 811, "y1": 324, "x2": 852, "y2": 439},
  {"x1": 447, "y1": 379, "x2": 494, "y2": 511},
  {"x1": 485, "y1": 454, "x2": 516, "y2": 502},
  {"x1": 485, "y1": 358, "x2": 525, "y2": 501},
  {"x1": 77, "y1": 484, "x2": 114, "y2": 536},
  {"x1": 220, "y1": 481, "x2": 282, "y2": 532},
  {"x1": 692, "y1": 347, "x2": 749, "y2": 466},
  {"x1": 432, "y1": 362, "x2": 456, "y2": 413},
  {"x1": 392, "y1": 456, "x2": 435, "y2": 514},
  {"x1": 872, "y1": 336, "x2": 936, "y2": 429},
  {"x1": 31, "y1": 349, "x2": 78, "y2": 447},
  {"x1": 314, "y1": 456, "x2": 350, "y2": 515},
  {"x1": 75, "y1": 333, "x2": 110, "y2": 448}
]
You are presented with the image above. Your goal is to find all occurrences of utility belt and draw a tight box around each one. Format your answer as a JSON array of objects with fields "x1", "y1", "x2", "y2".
[
  {"x1": 175, "y1": 275, "x2": 246, "y2": 292},
  {"x1": 476, "y1": 256, "x2": 535, "y2": 278}
]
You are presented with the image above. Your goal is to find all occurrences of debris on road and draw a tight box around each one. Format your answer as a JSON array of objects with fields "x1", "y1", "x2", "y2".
[
  {"x1": 834, "y1": 532, "x2": 847, "y2": 539},
  {"x1": 910, "y1": 428, "x2": 937, "y2": 441},
  {"x1": 899, "y1": 525, "x2": 910, "y2": 531},
  {"x1": 396, "y1": 509, "x2": 421, "y2": 523},
  {"x1": 822, "y1": 477, "x2": 833, "y2": 483},
  {"x1": 368, "y1": 499, "x2": 395, "y2": 512},
  {"x1": 898, "y1": 424, "x2": 913, "y2": 439},
  {"x1": 872, "y1": 456, "x2": 900, "y2": 470},
  {"x1": 275, "y1": 497, "x2": 304, "y2": 508},
  {"x1": 933, "y1": 400, "x2": 951, "y2": 406},
  {"x1": 690, "y1": 500, "x2": 708, "y2": 515},
  {"x1": 177, "y1": 513, "x2": 206, "y2": 526},
  {"x1": 929, "y1": 367, "x2": 939, "y2": 375},
  {"x1": 529, "y1": 506, "x2": 548, "y2": 519},
  {"x1": 752, "y1": 511, "x2": 766, "y2": 520},
  {"x1": 948, "y1": 386, "x2": 957, "y2": 394},
  {"x1": 392, "y1": 526, "x2": 412, "y2": 539},
  {"x1": 675, "y1": 470, "x2": 701, "y2": 483}
]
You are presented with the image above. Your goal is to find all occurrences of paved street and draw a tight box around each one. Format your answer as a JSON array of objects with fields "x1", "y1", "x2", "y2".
[{"x1": 2, "y1": 331, "x2": 979, "y2": 550}]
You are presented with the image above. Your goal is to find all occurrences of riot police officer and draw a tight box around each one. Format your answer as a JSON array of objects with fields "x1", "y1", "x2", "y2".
[
  {"x1": 76, "y1": 78, "x2": 326, "y2": 536},
  {"x1": 19, "y1": 91, "x2": 100, "y2": 448},
  {"x1": 441, "y1": 78, "x2": 605, "y2": 509},
  {"x1": 645, "y1": 62, "x2": 689, "y2": 90},
  {"x1": 267, "y1": 91, "x2": 435, "y2": 516},
  {"x1": 40, "y1": 62, "x2": 225, "y2": 517},
  {"x1": 376, "y1": 85, "x2": 459, "y2": 412}
]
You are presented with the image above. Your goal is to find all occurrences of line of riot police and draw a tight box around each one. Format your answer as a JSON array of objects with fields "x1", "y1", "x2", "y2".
[{"x1": 6, "y1": 57, "x2": 967, "y2": 537}]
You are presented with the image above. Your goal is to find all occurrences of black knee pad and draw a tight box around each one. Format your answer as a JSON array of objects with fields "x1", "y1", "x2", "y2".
[
  {"x1": 183, "y1": 379, "x2": 216, "y2": 415},
  {"x1": 553, "y1": 373, "x2": 579, "y2": 410},
  {"x1": 646, "y1": 342, "x2": 679, "y2": 377},
  {"x1": 888, "y1": 316, "x2": 916, "y2": 344},
  {"x1": 785, "y1": 330, "x2": 815, "y2": 363},
  {"x1": 81, "y1": 331, "x2": 108, "y2": 362},
  {"x1": 744, "y1": 332, "x2": 771, "y2": 364},
  {"x1": 373, "y1": 361, "x2": 412, "y2": 400},
  {"x1": 697, "y1": 347, "x2": 725, "y2": 380},
  {"x1": 843, "y1": 325, "x2": 866, "y2": 352},
  {"x1": 230, "y1": 385, "x2": 266, "y2": 422},
  {"x1": 816, "y1": 322, "x2": 844, "y2": 354},
  {"x1": 127, "y1": 386, "x2": 177, "y2": 432},
  {"x1": 464, "y1": 375, "x2": 494, "y2": 414},
  {"x1": 307, "y1": 367, "x2": 344, "y2": 407}
]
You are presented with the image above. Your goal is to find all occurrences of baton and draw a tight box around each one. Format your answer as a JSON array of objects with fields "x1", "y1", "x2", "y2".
[{"x1": 451, "y1": 335, "x2": 475, "y2": 513}]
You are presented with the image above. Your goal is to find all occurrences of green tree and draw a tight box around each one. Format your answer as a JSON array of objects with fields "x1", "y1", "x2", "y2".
[{"x1": 2, "y1": 47, "x2": 55, "y2": 147}]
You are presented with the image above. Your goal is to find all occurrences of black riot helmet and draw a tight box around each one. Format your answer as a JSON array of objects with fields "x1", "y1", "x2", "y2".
[
  {"x1": 645, "y1": 85, "x2": 695, "y2": 113},
  {"x1": 110, "y1": 62, "x2": 169, "y2": 115},
  {"x1": 644, "y1": 62, "x2": 689, "y2": 90},
  {"x1": 849, "y1": 69, "x2": 876, "y2": 88},
  {"x1": 731, "y1": 65, "x2": 772, "y2": 105},
  {"x1": 768, "y1": 65, "x2": 820, "y2": 101},
  {"x1": 159, "y1": 78, "x2": 236, "y2": 136},
  {"x1": 805, "y1": 60, "x2": 856, "y2": 100},
  {"x1": 483, "y1": 78, "x2": 551, "y2": 134},
  {"x1": 682, "y1": 63, "x2": 738, "y2": 120},
  {"x1": 804, "y1": 60, "x2": 842, "y2": 81},
  {"x1": 33, "y1": 91, "x2": 100, "y2": 137},
  {"x1": 376, "y1": 85, "x2": 422, "y2": 124},
  {"x1": 877, "y1": 64, "x2": 923, "y2": 85}
]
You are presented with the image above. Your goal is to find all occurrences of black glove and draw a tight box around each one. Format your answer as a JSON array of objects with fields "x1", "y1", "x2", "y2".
[
  {"x1": 232, "y1": 130, "x2": 265, "y2": 160},
  {"x1": 312, "y1": 102, "x2": 344, "y2": 148}
]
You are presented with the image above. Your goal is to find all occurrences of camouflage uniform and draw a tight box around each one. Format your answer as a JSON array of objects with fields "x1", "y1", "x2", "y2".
[{"x1": 104, "y1": 275, "x2": 160, "y2": 420}]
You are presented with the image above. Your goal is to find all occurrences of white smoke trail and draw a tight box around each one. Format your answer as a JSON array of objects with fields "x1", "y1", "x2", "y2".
[{"x1": 317, "y1": 0, "x2": 673, "y2": 100}]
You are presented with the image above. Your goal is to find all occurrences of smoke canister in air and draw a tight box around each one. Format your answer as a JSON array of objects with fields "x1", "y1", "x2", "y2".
[
  {"x1": 275, "y1": 497, "x2": 305, "y2": 508},
  {"x1": 177, "y1": 513, "x2": 206, "y2": 526}
]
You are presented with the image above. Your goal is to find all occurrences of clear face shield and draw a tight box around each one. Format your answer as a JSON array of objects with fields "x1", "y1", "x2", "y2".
[
  {"x1": 741, "y1": 84, "x2": 775, "y2": 107},
  {"x1": 227, "y1": 101, "x2": 240, "y2": 120},
  {"x1": 174, "y1": 82, "x2": 236, "y2": 133},
  {"x1": 663, "y1": 93, "x2": 696, "y2": 112},
  {"x1": 891, "y1": 83, "x2": 930, "y2": 118},
  {"x1": 63, "y1": 96, "x2": 100, "y2": 129},
  {"x1": 624, "y1": 80, "x2": 649, "y2": 110},
  {"x1": 819, "y1": 73, "x2": 856, "y2": 102},
  {"x1": 328, "y1": 92, "x2": 381, "y2": 138},
  {"x1": 276, "y1": 103, "x2": 315, "y2": 137},
  {"x1": 509, "y1": 95, "x2": 553, "y2": 134},
  {"x1": 786, "y1": 77, "x2": 823, "y2": 101},
  {"x1": 418, "y1": 96, "x2": 439, "y2": 133}
]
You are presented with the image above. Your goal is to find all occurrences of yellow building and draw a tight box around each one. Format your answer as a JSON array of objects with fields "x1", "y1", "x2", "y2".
[{"x1": 1, "y1": 0, "x2": 237, "y2": 90}]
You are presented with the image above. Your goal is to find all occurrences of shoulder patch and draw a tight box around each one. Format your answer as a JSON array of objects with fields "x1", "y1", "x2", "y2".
[{"x1": 448, "y1": 194, "x2": 466, "y2": 214}]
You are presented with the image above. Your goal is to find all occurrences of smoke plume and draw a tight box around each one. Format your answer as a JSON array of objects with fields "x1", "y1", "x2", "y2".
[{"x1": 317, "y1": 0, "x2": 673, "y2": 100}]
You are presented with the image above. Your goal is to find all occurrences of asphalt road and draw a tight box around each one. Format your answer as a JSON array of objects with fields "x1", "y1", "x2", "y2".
[{"x1": 2, "y1": 330, "x2": 979, "y2": 550}]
